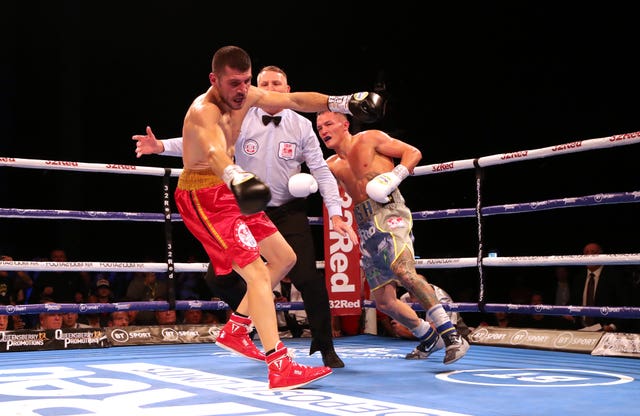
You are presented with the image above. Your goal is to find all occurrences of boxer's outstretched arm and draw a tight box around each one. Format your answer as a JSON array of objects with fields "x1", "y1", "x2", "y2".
[
  {"x1": 252, "y1": 87, "x2": 385, "y2": 123},
  {"x1": 132, "y1": 125, "x2": 184, "y2": 158}
]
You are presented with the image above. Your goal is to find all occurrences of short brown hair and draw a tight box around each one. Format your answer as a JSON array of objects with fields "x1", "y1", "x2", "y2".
[
  {"x1": 259, "y1": 65, "x2": 287, "y2": 79},
  {"x1": 212, "y1": 45, "x2": 251, "y2": 75}
]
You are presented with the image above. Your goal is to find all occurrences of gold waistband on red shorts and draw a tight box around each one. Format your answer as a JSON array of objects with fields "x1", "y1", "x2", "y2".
[{"x1": 177, "y1": 169, "x2": 224, "y2": 191}]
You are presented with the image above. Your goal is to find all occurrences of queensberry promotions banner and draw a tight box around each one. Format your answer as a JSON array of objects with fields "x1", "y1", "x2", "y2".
[
  {"x1": 323, "y1": 187, "x2": 361, "y2": 316},
  {"x1": 0, "y1": 328, "x2": 108, "y2": 352}
]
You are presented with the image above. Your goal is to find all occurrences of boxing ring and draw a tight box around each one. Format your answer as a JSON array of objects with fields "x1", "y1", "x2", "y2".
[{"x1": 1, "y1": 129, "x2": 639, "y2": 415}]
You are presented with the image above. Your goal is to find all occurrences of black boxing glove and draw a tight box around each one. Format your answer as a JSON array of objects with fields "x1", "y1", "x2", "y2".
[
  {"x1": 222, "y1": 164, "x2": 272, "y2": 215},
  {"x1": 327, "y1": 92, "x2": 385, "y2": 123}
]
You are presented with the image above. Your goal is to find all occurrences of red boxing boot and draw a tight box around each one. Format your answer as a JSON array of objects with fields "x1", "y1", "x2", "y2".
[
  {"x1": 216, "y1": 314, "x2": 265, "y2": 362},
  {"x1": 267, "y1": 342, "x2": 332, "y2": 390}
]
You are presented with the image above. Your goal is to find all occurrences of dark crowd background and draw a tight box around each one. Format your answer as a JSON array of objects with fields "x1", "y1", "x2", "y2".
[{"x1": 1, "y1": 2, "x2": 638, "y2": 289}]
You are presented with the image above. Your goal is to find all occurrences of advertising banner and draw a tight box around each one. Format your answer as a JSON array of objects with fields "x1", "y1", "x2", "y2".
[{"x1": 323, "y1": 188, "x2": 361, "y2": 316}]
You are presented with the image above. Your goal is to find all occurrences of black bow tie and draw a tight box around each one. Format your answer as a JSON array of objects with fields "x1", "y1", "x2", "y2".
[{"x1": 262, "y1": 115, "x2": 282, "y2": 126}]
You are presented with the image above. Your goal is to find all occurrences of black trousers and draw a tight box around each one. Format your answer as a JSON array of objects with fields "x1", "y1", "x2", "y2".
[{"x1": 205, "y1": 198, "x2": 335, "y2": 354}]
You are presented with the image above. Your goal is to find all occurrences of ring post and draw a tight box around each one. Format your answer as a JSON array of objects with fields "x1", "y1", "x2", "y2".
[{"x1": 163, "y1": 168, "x2": 176, "y2": 309}]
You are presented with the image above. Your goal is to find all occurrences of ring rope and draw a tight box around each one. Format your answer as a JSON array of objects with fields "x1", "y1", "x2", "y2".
[
  {"x1": 412, "y1": 130, "x2": 640, "y2": 176},
  {"x1": 1, "y1": 130, "x2": 638, "y2": 321},
  {"x1": 0, "y1": 261, "x2": 208, "y2": 273},
  {"x1": 0, "y1": 300, "x2": 306, "y2": 315},
  {"x1": 474, "y1": 161, "x2": 486, "y2": 308},
  {"x1": 2, "y1": 254, "x2": 639, "y2": 274},
  {"x1": 2, "y1": 298, "x2": 639, "y2": 320},
  {"x1": 366, "y1": 300, "x2": 640, "y2": 319},
  {"x1": 0, "y1": 158, "x2": 182, "y2": 177},
  {"x1": 2, "y1": 130, "x2": 637, "y2": 178},
  {"x1": 0, "y1": 190, "x2": 636, "y2": 222},
  {"x1": 0, "y1": 208, "x2": 180, "y2": 222}
]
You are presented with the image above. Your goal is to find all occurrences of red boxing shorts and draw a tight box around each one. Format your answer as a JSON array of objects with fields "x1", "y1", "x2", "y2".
[{"x1": 175, "y1": 169, "x2": 277, "y2": 276}]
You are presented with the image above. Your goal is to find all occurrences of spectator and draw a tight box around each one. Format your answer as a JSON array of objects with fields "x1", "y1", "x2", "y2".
[
  {"x1": 273, "y1": 283, "x2": 293, "y2": 338},
  {"x1": 573, "y1": 242, "x2": 629, "y2": 331},
  {"x1": 86, "y1": 278, "x2": 116, "y2": 327},
  {"x1": 181, "y1": 309, "x2": 203, "y2": 325},
  {"x1": 493, "y1": 311, "x2": 512, "y2": 328},
  {"x1": 288, "y1": 281, "x2": 311, "y2": 338},
  {"x1": 509, "y1": 274, "x2": 534, "y2": 304},
  {"x1": 108, "y1": 311, "x2": 130, "y2": 327},
  {"x1": 92, "y1": 278, "x2": 115, "y2": 304},
  {"x1": 62, "y1": 312, "x2": 91, "y2": 329},
  {"x1": 201, "y1": 310, "x2": 224, "y2": 325},
  {"x1": 207, "y1": 296, "x2": 231, "y2": 324},
  {"x1": 36, "y1": 297, "x2": 63, "y2": 330},
  {"x1": 552, "y1": 266, "x2": 573, "y2": 306},
  {"x1": 98, "y1": 272, "x2": 133, "y2": 301},
  {"x1": 83, "y1": 313, "x2": 102, "y2": 328},
  {"x1": 0, "y1": 307, "x2": 26, "y2": 331},
  {"x1": 126, "y1": 309, "x2": 140, "y2": 326},
  {"x1": 0, "y1": 254, "x2": 33, "y2": 305},
  {"x1": 125, "y1": 271, "x2": 168, "y2": 325},
  {"x1": 478, "y1": 311, "x2": 512, "y2": 328},
  {"x1": 0, "y1": 313, "x2": 8, "y2": 331},
  {"x1": 176, "y1": 255, "x2": 211, "y2": 301},
  {"x1": 29, "y1": 249, "x2": 88, "y2": 304},
  {"x1": 624, "y1": 265, "x2": 640, "y2": 333},
  {"x1": 506, "y1": 274, "x2": 534, "y2": 327},
  {"x1": 547, "y1": 265, "x2": 580, "y2": 327},
  {"x1": 516, "y1": 291, "x2": 578, "y2": 330},
  {"x1": 155, "y1": 308, "x2": 177, "y2": 326},
  {"x1": 272, "y1": 277, "x2": 310, "y2": 339},
  {"x1": 116, "y1": 296, "x2": 140, "y2": 326},
  {"x1": 0, "y1": 259, "x2": 16, "y2": 305}
]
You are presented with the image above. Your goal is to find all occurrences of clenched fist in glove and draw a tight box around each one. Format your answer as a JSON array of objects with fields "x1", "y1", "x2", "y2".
[
  {"x1": 222, "y1": 164, "x2": 272, "y2": 215},
  {"x1": 328, "y1": 92, "x2": 385, "y2": 123},
  {"x1": 366, "y1": 164, "x2": 410, "y2": 203},
  {"x1": 288, "y1": 173, "x2": 318, "y2": 198}
]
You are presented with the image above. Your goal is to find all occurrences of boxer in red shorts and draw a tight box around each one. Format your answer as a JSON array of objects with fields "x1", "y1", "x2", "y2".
[{"x1": 174, "y1": 45, "x2": 383, "y2": 390}]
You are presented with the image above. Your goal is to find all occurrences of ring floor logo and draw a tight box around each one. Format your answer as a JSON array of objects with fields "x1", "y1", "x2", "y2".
[
  {"x1": 0, "y1": 363, "x2": 471, "y2": 416},
  {"x1": 436, "y1": 368, "x2": 634, "y2": 387}
]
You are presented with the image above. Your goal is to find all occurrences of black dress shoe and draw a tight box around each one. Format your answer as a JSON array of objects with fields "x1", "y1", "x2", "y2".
[{"x1": 321, "y1": 349, "x2": 345, "y2": 368}]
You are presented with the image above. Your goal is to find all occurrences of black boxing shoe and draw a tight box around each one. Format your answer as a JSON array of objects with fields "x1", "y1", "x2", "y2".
[{"x1": 321, "y1": 349, "x2": 345, "y2": 368}]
